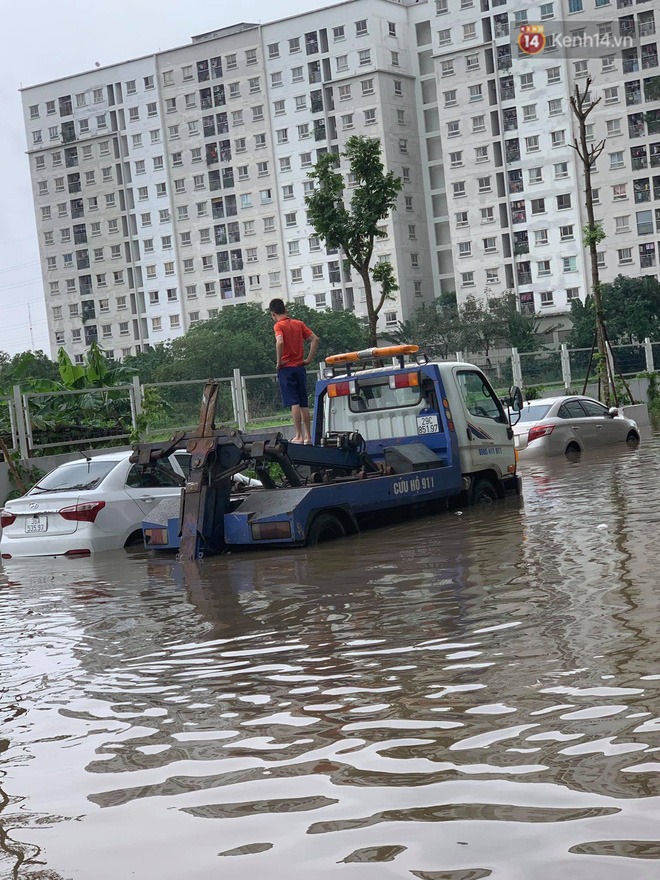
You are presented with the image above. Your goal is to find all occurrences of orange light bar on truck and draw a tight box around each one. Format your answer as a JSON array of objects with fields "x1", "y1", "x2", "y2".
[
  {"x1": 325, "y1": 344, "x2": 419, "y2": 366},
  {"x1": 389, "y1": 372, "x2": 420, "y2": 390}
]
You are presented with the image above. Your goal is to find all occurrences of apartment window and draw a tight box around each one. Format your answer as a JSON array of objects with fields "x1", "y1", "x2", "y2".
[
  {"x1": 264, "y1": 217, "x2": 275, "y2": 232},
  {"x1": 436, "y1": 0, "x2": 448, "y2": 12},
  {"x1": 333, "y1": 25, "x2": 345, "y2": 40},
  {"x1": 560, "y1": 224, "x2": 575, "y2": 241},
  {"x1": 472, "y1": 115, "x2": 486, "y2": 133},
  {"x1": 607, "y1": 119, "x2": 622, "y2": 137},
  {"x1": 248, "y1": 77, "x2": 260, "y2": 94},
  {"x1": 338, "y1": 85, "x2": 351, "y2": 102},
  {"x1": 362, "y1": 79, "x2": 374, "y2": 95},
  {"x1": 441, "y1": 60, "x2": 454, "y2": 77},
  {"x1": 291, "y1": 66, "x2": 304, "y2": 83},
  {"x1": 475, "y1": 146, "x2": 488, "y2": 163},
  {"x1": 563, "y1": 256, "x2": 578, "y2": 272},
  {"x1": 615, "y1": 215, "x2": 630, "y2": 233},
  {"x1": 610, "y1": 152, "x2": 625, "y2": 169},
  {"x1": 245, "y1": 247, "x2": 258, "y2": 263},
  {"x1": 481, "y1": 207, "x2": 494, "y2": 223},
  {"x1": 464, "y1": 22, "x2": 476, "y2": 40},
  {"x1": 483, "y1": 237, "x2": 497, "y2": 253},
  {"x1": 438, "y1": 28, "x2": 451, "y2": 45},
  {"x1": 399, "y1": 139, "x2": 408, "y2": 154},
  {"x1": 276, "y1": 128, "x2": 288, "y2": 144},
  {"x1": 289, "y1": 37, "x2": 301, "y2": 53},
  {"x1": 568, "y1": 0, "x2": 582, "y2": 12},
  {"x1": 132, "y1": 134, "x2": 142, "y2": 149},
  {"x1": 602, "y1": 55, "x2": 615, "y2": 72},
  {"x1": 461, "y1": 272, "x2": 475, "y2": 287},
  {"x1": 526, "y1": 136, "x2": 540, "y2": 152},
  {"x1": 551, "y1": 130, "x2": 565, "y2": 147},
  {"x1": 281, "y1": 184, "x2": 294, "y2": 199},
  {"x1": 172, "y1": 151, "x2": 183, "y2": 167},
  {"x1": 144, "y1": 76, "x2": 154, "y2": 90},
  {"x1": 391, "y1": 51, "x2": 400, "y2": 66},
  {"x1": 466, "y1": 54, "x2": 479, "y2": 71},
  {"x1": 356, "y1": 19, "x2": 368, "y2": 36},
  {"x1": 613, "y1": 183, "x2": 628, "y2": 200},
  {"x1": 478, "y1": 176, "x2": 491, "y2": 193},
  {"x1": 336, "y1": 55, "x2": 348, "y2": 72},
  {"x1": 450, "y1": 150, "x2": 463, "y2": 166},
  {"x1": 537, "y1": 260, "x2": 551, "y2": 276},
  {"x1": 458, "y1": 242, "x2": 472, "y2": 258},
  {"x1": 266, "y1": 244, "x2": 278, "y2": 259},
  {"x1": 604, "y1": 87, "x2": 619, "y2": 105},
  {"x1": 520, "y1": 73, "x2": 534, "y2": 90},
  {"x1": 453, "y1": 181, "x2": 466, "y2": 198},
  {"x1": 574, "y1": 60, "x2": 588, "y2": 78},
  {"x1": 229, "y1": 82, "x2": 240, "y2": 99}
]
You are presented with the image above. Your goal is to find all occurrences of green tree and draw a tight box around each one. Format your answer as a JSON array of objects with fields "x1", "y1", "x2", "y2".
[
  {"x1": 387, "y1": 292, "x2": 460, "y2": 359},
  {"x1": 567, "y1": 277, "x2": 660, "y2": 347},
  {"x1": 458, "y1": 297, "x2": 509, "y2": 359},
  {"x1": 489, "y1": 292, "x2": 546, "y2": 353},
  {"x1": 305, "y1": 135, "x2": 403, "y2": 347}
]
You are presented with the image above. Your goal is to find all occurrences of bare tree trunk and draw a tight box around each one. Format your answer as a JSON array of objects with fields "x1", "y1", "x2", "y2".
[
  {"x1": 361, "y1": 269, "x2": 378, "y2": 347},
  {"x1": 570, "y1": 79, "x2": 610, "y2": 405}
]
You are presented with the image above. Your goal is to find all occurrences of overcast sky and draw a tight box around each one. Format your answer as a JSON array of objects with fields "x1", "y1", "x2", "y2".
[{"x1": 0, "y1": 0, "x2": 322, "y2": 357}]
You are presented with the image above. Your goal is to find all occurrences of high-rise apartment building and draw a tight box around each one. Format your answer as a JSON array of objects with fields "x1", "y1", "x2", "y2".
[{"x1": 22, "y1": 0, "x2": 659, "y2": 361}]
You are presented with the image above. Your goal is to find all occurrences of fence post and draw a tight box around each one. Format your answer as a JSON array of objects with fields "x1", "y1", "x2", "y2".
[
  {"x1": 455, "y1": 351, "x2": 463, "y2": 362},
  {"x1": 644, "y1": 337, "x2": 654, "y2": 373},
  {"x1": 129, "y1": 375, "x2": 143, "y2": 433},
  {"x1": 511, "y1": 347, "x2": 523, "y2": 389},
  {"x1": 232, "y1": 368, "x2": 247, "y2": 431},
  {"x1": 560, "y1": 344, "x2": 571, "y2": 391},
  {"x1": 12, "y1": 385, "x2": 29, "y2": 461},
  {"x1": 241, "y1": 375, "x2": 249, "y2": 427}
]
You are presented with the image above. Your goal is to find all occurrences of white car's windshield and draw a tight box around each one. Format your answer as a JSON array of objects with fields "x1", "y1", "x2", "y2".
[
  {"x1": 518, "y1": 404, "x2": 552, "y2": 423},
  {"x1": 32, "y1": 460, "x2": 120, "y2": 493}
]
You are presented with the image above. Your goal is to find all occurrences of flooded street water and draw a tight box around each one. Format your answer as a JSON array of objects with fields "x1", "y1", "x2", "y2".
[{"x1": 3, "y1": 433, "x2": 660, "y2": 880}]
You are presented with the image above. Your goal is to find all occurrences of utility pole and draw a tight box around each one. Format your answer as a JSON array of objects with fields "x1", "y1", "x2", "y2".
[{"x1": 27, "y1": 301, "x2": 35, "y2": 351}]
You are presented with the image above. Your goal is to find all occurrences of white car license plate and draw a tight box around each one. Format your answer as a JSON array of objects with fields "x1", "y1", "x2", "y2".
[
  {"x1": 417, "y1": 414, "x2": 440, "y2": 435},
  {"x1": 25, "y1": 516, "x2": 47, "y2": 533}
]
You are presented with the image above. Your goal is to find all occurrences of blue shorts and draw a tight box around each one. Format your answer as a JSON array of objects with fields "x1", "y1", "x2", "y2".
[{"x1": 278, "y1": 365, "x2": 309, "y2": 408}]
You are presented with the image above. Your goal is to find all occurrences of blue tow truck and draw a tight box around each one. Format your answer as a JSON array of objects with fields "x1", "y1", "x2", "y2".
[{"x1": 133, "y1": 345, "x2": 522, "y2": 560}]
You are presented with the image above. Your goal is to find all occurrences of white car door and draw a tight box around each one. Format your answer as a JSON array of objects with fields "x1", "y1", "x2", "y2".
[
  {"x1": 580, "y1": 399, "x2": 629, "y2": 446},
  {"x1": 123, "y1": 455, "x2": 184, "y2": 516}
]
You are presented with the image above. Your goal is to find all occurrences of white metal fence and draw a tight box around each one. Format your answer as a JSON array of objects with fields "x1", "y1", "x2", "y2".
[{"x1": 4, "y1": 341, "x2": 659, "y2": 459}]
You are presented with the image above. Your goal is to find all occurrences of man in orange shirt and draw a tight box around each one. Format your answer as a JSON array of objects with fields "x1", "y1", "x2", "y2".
[{"x1": 269, "y1": 298, "x2": 319, "y2": 444}]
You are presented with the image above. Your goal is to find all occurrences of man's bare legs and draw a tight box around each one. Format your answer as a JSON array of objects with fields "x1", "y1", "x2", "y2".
[
  {"x1": 301, "y1": 407, "x2": 312, "y2": 443},
  {"x1": 291, "y1": 405, "x2": 304, "y2": 443},
  {"x1": 290, "y1": 405, "x2": 312, "y2": 443}
]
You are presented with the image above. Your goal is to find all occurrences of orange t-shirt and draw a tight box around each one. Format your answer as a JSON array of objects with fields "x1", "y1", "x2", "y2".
[{"x1": 274, "y1": 317, "x2": 313, "y2": 368}]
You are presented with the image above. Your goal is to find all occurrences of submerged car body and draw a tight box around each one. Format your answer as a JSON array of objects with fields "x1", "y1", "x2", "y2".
[
  {"x1": 513, "y1": 395, "x2": 640, "y2": 458},
  {"x1": 0, "y1": 451, "x2": 186, "y2": 558}
]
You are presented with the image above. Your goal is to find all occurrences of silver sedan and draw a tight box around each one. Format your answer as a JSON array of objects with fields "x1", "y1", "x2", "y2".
[{"x1": 513, "y1": 395, "x2": 640, "y2": 458}]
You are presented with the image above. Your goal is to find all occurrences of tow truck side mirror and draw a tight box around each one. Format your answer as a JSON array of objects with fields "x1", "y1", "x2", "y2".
[{"x1": 509, "y1": 385, "x2": 524, "y2": 413}]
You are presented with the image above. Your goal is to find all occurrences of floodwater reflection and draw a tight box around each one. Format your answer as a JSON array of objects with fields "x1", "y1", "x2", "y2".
[{"x1": 2, "y1": 436, "x2": 660, "y2": 878}]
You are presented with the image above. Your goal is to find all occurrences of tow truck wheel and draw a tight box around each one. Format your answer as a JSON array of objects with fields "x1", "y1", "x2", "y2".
[
  {"x1": 470, "y1": 478, "x2": 498, "y2": 506},
  {"x1": 306, "y1": 512, "x2": 347, "y2": 545}
]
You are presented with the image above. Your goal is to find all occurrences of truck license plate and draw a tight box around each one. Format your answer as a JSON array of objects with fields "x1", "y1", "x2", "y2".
[
  {"x1": 417, "y1": 415, "x2": 439, "y2": 435},
  {"x1": 25, "y1": 516, "x2": 47, "y2": 533}
]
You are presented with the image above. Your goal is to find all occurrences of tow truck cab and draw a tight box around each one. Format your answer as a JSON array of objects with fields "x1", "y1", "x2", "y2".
[{"x1": 314, "y1": 358, "x2": 518, "y2": 500}]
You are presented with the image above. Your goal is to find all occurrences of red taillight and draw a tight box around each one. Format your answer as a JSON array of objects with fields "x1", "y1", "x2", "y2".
[
  {"x1": 0, "y1": 510, "x2": 16, "y2": 529},
  {"x1": 327, "y1": 380, "x2": 356, "y2": 398},
  {"x1": 59, "y1": 501, "x2": 106, "y2": 523},
  {"x1": 389, "y1": 371, "x2": 420, "y2": 389},
  {"x1": 528, "y1": 425, "x2": 554, "y2": 444}
]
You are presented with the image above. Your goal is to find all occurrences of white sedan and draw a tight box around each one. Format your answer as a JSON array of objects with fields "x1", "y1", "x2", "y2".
[
  {"x1": 513, "y1": 395, "x2": 640, "y2": 459},
  {"x1": 0, "y1": 451, "x2": 186, "y2": 559}
]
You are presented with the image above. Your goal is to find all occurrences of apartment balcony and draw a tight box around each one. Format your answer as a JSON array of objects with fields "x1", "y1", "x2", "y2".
[
  {"x1": 623, "y1": 59, "x2": 640, "y2": 74},
  {"x1": 512, "y1": 209, "x2": 527, "y2": 224},
  {"x1": 640, "y1": 22, "x2": 656, "y2": 38},
  {"x1": 642, "y1": 49, "x2": 659, "y2": 70},
  {"x1": 513, "y1": 240, "x2": 529, "y2": 255},
  {"x1": 641, "y1": 253, "x2": 656, "y2": 268},
  {"x1": 517, "y1": 271, "x2": 532, "y2": 285},
  {"x1": 509, "y1": 180, "x2": 524, "y2": 194}
]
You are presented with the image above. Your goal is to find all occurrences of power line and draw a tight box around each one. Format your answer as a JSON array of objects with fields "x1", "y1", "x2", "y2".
[{"x1": 0, "y1": 260, "x2": 40, "y2": 275}]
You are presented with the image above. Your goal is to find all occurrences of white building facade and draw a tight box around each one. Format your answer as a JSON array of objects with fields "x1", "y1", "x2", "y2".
[{"x1": 22, "y1": 0, "x2": 660, "y2": 360}]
